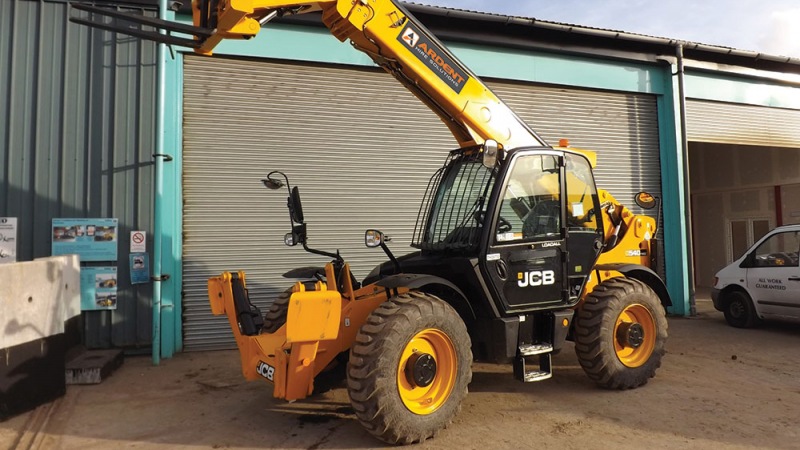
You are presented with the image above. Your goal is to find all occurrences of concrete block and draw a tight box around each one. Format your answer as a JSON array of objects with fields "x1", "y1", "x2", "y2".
[
  {"x1": 65, "y1": 349, "x2": 124, "y2": 385},
  {"x1": 1, "y1": 255, "x2": 81, "y2": 419},
  {"x1": 1, "y1": 255, "x2": 81, "y2": 349}
]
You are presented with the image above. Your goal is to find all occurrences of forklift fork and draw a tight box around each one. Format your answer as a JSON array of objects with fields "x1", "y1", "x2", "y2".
[{"x1": 69, "y1": 2, "x2": 214, "y2": 49}]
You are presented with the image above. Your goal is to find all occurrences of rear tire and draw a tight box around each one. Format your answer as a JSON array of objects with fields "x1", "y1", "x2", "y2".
[
  {"x1": 574, "y1": 277, "x2": 668, "y2": 389},
  {"x1": 347, "y1": 291, "x2": 472, "y2": 444},
  {"x1": 723, "y1": 291, "x2": 759, "y2": 328}
]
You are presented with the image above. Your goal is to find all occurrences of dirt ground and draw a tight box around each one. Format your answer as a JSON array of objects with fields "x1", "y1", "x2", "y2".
[{"x1": 3, "y1": 297, "x2": 800, "y2": 450}]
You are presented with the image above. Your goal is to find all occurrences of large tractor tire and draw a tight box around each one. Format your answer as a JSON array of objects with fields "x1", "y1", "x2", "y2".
[
  {"x1": 574, "y1": 277, "x2": 668, "y2": 389},
  {"x1": 347, "y1": 291, "x2": 472, "y2": 445}
]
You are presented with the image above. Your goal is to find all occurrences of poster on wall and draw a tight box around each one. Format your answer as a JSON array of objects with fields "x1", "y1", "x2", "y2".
[
  {"x1": 130, "y1": 252, "x2": 150, "y2": 284},
  {"x1": 0, "y1": 217, "x2": 17, "y2": 263},
  {"x1": 52, "y1": 218, "x2": 118, "y2": 262},
  {"x1": 80, "y1": 266, "x2": 118, "y2": 310}
]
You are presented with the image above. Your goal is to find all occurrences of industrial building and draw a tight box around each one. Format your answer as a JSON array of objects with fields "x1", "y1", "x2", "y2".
[{"x1": 3, "y1": 0, "x2": 800, "y2": 360}]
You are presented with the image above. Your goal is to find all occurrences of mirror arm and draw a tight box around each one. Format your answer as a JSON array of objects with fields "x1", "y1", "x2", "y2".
[
  {"x1": 302, "y1": 242, "x2": 341, "y2": 261},
  {"x1": 381, "y1": 241, "x2": 401, "y2": 274}
]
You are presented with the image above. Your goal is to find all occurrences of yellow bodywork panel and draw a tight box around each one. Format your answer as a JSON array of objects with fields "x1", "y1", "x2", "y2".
[
  {"x1": 286, "y1": 289, "x2": 341, "y2": 343},
  {"x1": 594, "y1": 190, "x2": 657, "y2": 269},
  {"x1": 207, "y1": 274, "x2": 229, "y2": 316},
  {"x1": 207, "y1": 264, "x2": 407, "y2": 401}
]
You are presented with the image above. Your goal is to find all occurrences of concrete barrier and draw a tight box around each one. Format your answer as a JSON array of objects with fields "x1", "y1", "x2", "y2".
[{"x1": 1, "y1": 255, "x2": 81, "y2": 420}]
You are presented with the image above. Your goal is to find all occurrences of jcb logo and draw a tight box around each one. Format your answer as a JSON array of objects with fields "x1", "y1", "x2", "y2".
[
  {"x1": 517, "y1": 270, "x2": 555, "y2": 287},
  {"x1": 256, "y1": 361, "x2": 275, "y2": 381}
]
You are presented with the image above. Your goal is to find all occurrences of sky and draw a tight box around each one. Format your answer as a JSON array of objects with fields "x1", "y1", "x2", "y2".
[{"x1": 415, "y1": 0, "x2": 800, "y2": 58}]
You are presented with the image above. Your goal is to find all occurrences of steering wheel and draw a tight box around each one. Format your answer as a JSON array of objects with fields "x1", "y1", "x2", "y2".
[
  {"x1": 474, "y1": 211, "x2": 512, "y2": 233},
  {"x1": 522, "y1": 200, "x2": 560, "y2": 237}
]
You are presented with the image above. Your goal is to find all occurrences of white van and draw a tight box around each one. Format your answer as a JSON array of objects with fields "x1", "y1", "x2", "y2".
[{"x1": 712, "y1": 224, "x2": 800, "y2": 327}]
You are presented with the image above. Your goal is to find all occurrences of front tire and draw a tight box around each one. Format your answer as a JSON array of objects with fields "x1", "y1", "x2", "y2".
[
  {"x1": 347, "y1": 291, "x2": 472, "y2": 445},
  {"x1": 262, "y1": 288, "x2": 293, "y2": 333},
  {"x1": 723, "y1": 290, "x2": 759, "y2": 328},
  {"x1": 574, "y1": 277, "x2": 668, "y2": 389}
]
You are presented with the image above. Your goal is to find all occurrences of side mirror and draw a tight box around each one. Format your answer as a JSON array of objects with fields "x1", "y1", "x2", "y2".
[
  {"x1": 634, "y1": 191, "x2": 657, "y2": 210},
  {"x1": 365, "y1": 229, "x2": 390, "y2": 248},
  {"x1": 284, "y1": 223, "x2": 307, "y2": 247},
  {"x1": 482, "y1": 139, "x2": 500, "y2": 168},
  {"x1": 289, "y1": 186, "x2": 304, "y2": 224},
  {"x1": 262, "y1": 178, "x2": 283, "y2": 190}
]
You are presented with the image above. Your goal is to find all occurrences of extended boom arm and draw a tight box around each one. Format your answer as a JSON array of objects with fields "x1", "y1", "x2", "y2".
[{"x1": 71, "y1": 0, "x2": 547, "y2": 150}]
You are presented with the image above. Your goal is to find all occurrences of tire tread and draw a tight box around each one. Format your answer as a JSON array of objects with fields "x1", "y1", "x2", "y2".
[{"x1": 347, "y1": 291, "x2": 472, "y2": 444}]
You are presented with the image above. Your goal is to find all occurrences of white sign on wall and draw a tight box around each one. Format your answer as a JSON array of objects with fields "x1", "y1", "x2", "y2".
[
  {"x1": 0, "y1": 218, "x2": 17, "y2": 263},
  {"x1": 130, "y1": 231, "x2": 147, "y2": 253}
]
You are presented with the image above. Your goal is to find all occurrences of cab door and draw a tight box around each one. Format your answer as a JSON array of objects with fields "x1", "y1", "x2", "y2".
[{"x1": 481, "y1": 151, "x2": 603, "y2": 313}]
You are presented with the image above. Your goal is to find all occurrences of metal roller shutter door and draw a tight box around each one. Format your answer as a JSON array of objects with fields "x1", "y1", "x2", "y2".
[
  {"x1": 182, "y1": 55, "x2": 662, "y2": 350},
  {"x1": 686, "y1": 100, "x2": 800, "y2": 148},
  {"x1": 487, "y1": 80, "x2": 662, "y2": 216}
]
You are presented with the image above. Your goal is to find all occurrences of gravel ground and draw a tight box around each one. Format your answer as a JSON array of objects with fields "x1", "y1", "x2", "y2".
[{"x1": 3, "y1": 297, "x2": 800, "y2": 450}]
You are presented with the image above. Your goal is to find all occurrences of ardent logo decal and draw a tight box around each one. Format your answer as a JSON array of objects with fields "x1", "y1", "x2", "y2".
[
  {"x1": 397, "y1": 24, "x2": 470, "y2": 93},
  {"x1": 401, "y1": 28, "x2": 419, "y2": 47}
]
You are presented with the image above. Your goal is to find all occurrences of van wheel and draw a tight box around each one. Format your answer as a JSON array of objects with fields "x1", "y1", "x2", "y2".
[
  {"x1": 574, "y1": 277, "x2": 668, "y2": 389},
  {"x1": 347, "y1": 291, "x2": 472, "y2": 444},
  {"x1": 723, "y1": 291, "x2": 759, "y2": 328}
]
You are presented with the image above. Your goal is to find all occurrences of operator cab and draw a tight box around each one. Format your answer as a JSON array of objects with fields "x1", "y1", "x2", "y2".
[{"x1": 409, "y1": 145, "x2": 605, "y2": 316}]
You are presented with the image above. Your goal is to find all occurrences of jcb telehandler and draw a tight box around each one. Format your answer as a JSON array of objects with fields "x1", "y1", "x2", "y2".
[{"x1": 71, "y1": 0, "x2": 671, "y2": 444}]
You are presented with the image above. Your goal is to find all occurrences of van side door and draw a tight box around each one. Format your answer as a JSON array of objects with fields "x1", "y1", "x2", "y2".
[{"x1": 743, "y1": 229, "x2": 800, "y2": 318}]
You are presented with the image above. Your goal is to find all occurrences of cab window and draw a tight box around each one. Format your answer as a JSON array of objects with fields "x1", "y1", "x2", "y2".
[
  {"x1": 564, "y1": 153, "x2": 601, "y2": 233},
  {"x1": 751, "y1": 231, "x2": 800, "y2": 268},
  {"x1": 495, "y1": 154, "x2": 561, "y2": 243}
]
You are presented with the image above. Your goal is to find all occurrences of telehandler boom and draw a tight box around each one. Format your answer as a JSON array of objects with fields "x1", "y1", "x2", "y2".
[{"x1": 71, "y1": 0, "x2": 671, "y2": 444}]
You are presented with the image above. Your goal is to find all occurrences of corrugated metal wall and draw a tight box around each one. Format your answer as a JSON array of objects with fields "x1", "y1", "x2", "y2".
[
  {"x1": 0, "y1": 0, "x2": 158, "y2": 348},
  {"x1": 687, "y1": 100, "x2": 800, "y2": 148},
  {"x1": 181, "y1": 55, "x2": 661, "y2": 350}
]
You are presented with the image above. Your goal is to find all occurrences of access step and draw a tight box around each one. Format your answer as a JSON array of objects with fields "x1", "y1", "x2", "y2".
[
  {"x1": 519, "y1": 343, "x2": 553, "y2": 356},
  {"x1": 523, "y1": 369, "x2": 552, "y2": 382},
  {"x1": 514, "y1": 343, "x2": 553, "y2": 383}
]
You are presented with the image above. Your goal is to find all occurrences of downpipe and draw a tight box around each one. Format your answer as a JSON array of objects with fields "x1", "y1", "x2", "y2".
[
  {"x1": 676, "y1": 44, "x2": 697, "y2": 316},
  {"x1": 152, "y1": 0, "x2": 169, "y2": 366},
  {"x1": 152, "y1": 152, "x2": 172, "y2": 365}
]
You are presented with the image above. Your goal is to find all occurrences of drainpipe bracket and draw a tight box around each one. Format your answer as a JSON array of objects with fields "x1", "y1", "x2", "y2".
[{"x1": 152, "y1": 153, "x2": 174, "y2": 162}]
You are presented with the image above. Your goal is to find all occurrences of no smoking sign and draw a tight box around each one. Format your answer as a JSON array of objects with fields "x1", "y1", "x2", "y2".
[{"x1": 130, "y1": 231, "x2": 147, "y2": 253}]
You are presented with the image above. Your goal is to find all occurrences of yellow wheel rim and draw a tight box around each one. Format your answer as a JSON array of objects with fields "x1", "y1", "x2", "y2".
[
  {"x1": 397, "y1": 328, "x2": 457, "y2": 415},
  {"x1": 614, "y1": 304, "x2": 656, "y2": 368}
]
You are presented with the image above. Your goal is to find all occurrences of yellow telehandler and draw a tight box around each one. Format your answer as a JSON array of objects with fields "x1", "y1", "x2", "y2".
[{"x1": 71, "y1": 0, "x2": 671, "y2": 444}]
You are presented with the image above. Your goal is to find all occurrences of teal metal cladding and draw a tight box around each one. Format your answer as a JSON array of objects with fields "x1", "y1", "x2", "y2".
[{"x1": 0, "y1": 0, "x2": 158, "y2": 349}]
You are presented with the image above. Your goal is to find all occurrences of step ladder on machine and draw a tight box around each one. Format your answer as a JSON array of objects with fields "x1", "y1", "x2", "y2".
[{"x1": 513, "y1": 343, "x2": 553, "y2": 382}]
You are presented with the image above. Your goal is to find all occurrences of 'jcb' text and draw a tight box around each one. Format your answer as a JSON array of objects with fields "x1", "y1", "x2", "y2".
[
  {"x1": 518, "y1": 270, "x2": 556, "y2": 287},
  {"x1": 256, "y1": 361, "x2": 275, "y2": 381}
]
